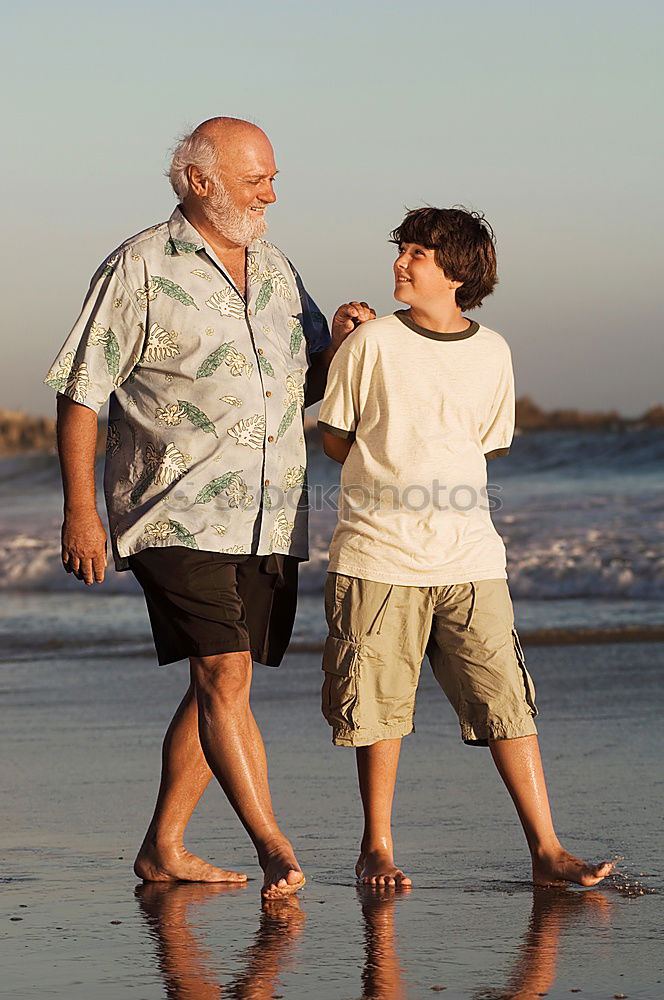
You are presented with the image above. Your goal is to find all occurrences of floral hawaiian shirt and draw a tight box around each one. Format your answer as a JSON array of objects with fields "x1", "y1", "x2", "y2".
[{"x1": 44, "y1": 207, "x2": 331, "y2": 570}]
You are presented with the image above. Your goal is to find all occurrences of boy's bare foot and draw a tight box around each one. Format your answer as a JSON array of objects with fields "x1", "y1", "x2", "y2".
[
  {"x1": 134, "y1": 841, "x2": 247, "y2": 883},
  {"x1": 260, "y1": 839, "x2": 306, "y2": 900},
  {"x1": 356, "y1": 850, "x2": 412, "y2": 887},
  {"x1": 532, "y1": 847, "x2": 614, "y2": 887}
]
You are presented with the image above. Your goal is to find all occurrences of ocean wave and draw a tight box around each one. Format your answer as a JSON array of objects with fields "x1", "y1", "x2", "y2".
[
  {"x1": 1, "y1": 436, "x2": 662, "y2": 600},
  {"x1": 1, "y1": 527, "x2": 662, "y2": 599},
  {"x1": 0, "y1": 533, "x2": 141, "y2": 594}
]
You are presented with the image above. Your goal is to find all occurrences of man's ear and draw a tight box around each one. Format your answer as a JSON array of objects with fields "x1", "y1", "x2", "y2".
[{"x1": 187, "y1": 165, "x2": 211, "y2": 198}]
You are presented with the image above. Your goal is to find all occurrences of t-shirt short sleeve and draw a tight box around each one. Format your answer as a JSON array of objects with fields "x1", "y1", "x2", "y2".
[
  {"x1": 481, "y1": 349, "x2": 515, "y2": 459},
  {"x1": 317, "y1": 336, "x2": 361, "y2": 441},
  {"x1": 287, "y1": 261, "x2": 331, "y2": 357},
  {"x1": 43, "y1": 256, "x2": 147, "y2": 414}
]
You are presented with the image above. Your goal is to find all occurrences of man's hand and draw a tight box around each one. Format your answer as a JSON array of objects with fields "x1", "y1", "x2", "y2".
[
  {"x1": 61, "y1": 508, "x2": 108, "y2": 585},
  {"x1": 331, "y1": 301, "x2": 376, "y2": 347},
  {"x1": 306, "y1": 301, "x2": 376, "y2": 407}
]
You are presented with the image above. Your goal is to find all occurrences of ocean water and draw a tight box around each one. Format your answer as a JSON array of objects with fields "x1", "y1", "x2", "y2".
[{"x1": 1, "y1": 429, "x2": 662, "y2": 651}]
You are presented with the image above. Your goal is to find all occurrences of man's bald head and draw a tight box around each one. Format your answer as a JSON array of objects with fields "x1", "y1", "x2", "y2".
[{"x1": 194, "y1": 116, "x2": 268, "y2": 148}]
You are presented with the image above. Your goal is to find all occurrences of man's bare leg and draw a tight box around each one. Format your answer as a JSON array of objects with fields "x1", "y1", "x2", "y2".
[
  {"x1": 489, "y1": 734, "x2": 613, "y2": 886},
  {"x1": 135, "y1": 882, "x2": 242, "y2": 1000},
  {"x1": 229, "y1": 896, "x2": 306, "y2": 998},
  {"x1": 355, "y1": 739, "x2": 412, "y2": 886},
  {"x1": 190, "y1": 651, "x2": 304, "y2": 899},
  {"x1": 134, "y1": 682, "x2": 247, "y2": 883}
]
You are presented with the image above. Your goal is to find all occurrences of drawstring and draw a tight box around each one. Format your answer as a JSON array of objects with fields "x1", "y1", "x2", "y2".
[
  {"x1": 464, "y1": 582, "x2": 477, "y2": 631},
  {"x1": 513, "y1": 627, "x2": 525, "y2": 663},
  {"x1": 369, "y1": 585, "x2": 394, "y2": 635}
]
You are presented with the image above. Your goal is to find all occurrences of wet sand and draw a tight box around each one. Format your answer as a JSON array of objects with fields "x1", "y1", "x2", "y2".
[{"x1": 2, "y1": 639, "x2": 663, "y2": 998}]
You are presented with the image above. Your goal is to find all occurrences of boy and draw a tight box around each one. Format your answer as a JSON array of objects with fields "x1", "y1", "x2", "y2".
[{"x1": 317, "y1": 207, "x2": 613, "y2": 888}]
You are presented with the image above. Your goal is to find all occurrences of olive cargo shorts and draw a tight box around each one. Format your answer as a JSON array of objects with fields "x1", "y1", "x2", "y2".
[{"x1": 322, "y1": 574, "x2": 538, "y2": 748}]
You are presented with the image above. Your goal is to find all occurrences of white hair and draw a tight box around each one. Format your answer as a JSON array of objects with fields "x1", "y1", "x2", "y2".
[{"x1": 168, "y1": 129, "x2": 219, "y2": 201}]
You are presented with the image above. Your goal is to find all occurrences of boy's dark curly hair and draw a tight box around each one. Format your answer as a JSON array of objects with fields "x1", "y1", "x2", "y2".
[{"x1": 390, "y1": 207, "x2": 498, "y2": 310}]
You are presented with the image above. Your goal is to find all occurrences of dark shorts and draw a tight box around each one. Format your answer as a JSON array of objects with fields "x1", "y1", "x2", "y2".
[{"x1": 129, "y1": 547, "x2": 299, "y2": 667}]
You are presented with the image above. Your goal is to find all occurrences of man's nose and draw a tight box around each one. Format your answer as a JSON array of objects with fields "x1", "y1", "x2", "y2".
[{"x1": 260, "y1": 179, "x2": 277, "y2": 204}]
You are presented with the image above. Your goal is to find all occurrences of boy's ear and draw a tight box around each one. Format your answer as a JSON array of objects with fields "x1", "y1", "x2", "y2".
[{"x1": 449, "y1": 279, "x2": 463, "y2": 290}]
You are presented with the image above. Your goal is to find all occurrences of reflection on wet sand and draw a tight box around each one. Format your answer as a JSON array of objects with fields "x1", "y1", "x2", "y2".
[
  {"x1": 135, "y1": 879, "x2": 613, "y2": 999},
  {"x1": 355, "y1": 884, "x2": 612, "y2": 1000},
  {"x1": 228, "y1": 896, "x2": 306, "y2": 999},
  {"x1": 357, "y1": 885, "x2": 412, "y2": 999},
  {"x1": 135, "y1": 882, "x2": 306, "y2": 999},
  {"x1": 473, "y1": 887, "x2": 612, "y2": 1000}
]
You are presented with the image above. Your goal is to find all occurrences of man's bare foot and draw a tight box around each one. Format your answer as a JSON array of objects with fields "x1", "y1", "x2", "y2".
[
  {"x1": 356, "y1": 850, "x2": 412, "y2": 887},
  {"x1": 532, "y1": 846, "x2": 614, "y2": 887},
  {"x1": 135, "y1": 880, "x2": 243, "y2": 916},
  {"x1": 261, "y1": 894, "x2": 307, "y2": 929},
  {"x1": 259, "y1": 840, "x2": 305, "y2": 900},
  {"x1": 134, "y1": 840, "x2": 247, "y2": 884}
]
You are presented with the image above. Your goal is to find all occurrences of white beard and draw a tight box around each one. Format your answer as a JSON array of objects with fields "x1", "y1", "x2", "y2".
[{"x1": 201, "y1": 180, "x2": 268, "y2": 246}]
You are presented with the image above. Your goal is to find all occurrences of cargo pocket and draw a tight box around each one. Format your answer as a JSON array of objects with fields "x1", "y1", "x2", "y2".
[
  {"x1": 512, "y1": 628, "x2": 538, "y2": 717},
  {"x1": 321, "y1": 635, "x2": 363, "y2": 731}
]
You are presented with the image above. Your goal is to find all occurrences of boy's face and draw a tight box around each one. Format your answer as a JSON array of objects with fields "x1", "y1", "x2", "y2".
[{"x1": 393, "y1": 242, "x2": 459, "y2": 308}]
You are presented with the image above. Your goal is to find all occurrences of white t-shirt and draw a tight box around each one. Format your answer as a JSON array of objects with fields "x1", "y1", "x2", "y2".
[{"x1": 318, "y1": 311, "x2": 514, "y2": 586}]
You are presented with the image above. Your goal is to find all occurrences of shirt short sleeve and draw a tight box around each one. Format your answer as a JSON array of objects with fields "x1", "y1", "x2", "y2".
[
  {"x1": 317, "y1": 335, "x2": 361, "y2": 441},
  {"x1": 481, "y1": 350, "x2": 515, "y2": 459},
  {"x1": 289, "y1": 262, "x2": 331, "y2": 356},
  {"x1": 43, "y1": 256, "x2": 147, "y2": 414}
]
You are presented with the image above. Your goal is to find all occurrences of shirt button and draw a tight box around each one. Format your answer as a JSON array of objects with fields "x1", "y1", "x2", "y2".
[
  {"x1": 264, "y1": 479, "x2": 270, "y2": 486},
  {"x1": 258, "y1": 348, "x2": 264, "y2": 355},
  {"x1": 247, "y1": 308, "x2": 253, "y2": 316},
  {"x1": 268, "y1": 435, "x2": 274, "y2": 443},
  {"x1": 265, "y1": 390, "x2": 272, "y2": 398}
]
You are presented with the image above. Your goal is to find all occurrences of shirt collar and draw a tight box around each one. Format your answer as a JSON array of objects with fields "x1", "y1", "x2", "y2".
[
  {"x1": 165, "y1": 206, "x2": 206, "y2": 254},
  {"x1": 394, "y1": 310, "x2": 479, "y2": 342},
  {"x1": 166, "y1": 206, "x2": 266, "y2": 261}
]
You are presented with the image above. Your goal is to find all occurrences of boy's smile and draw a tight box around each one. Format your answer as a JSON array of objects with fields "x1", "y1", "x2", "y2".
[
  {"x1": 393, "y1": 241, "x2": 465, "y2": 332},
  {"x1": 393, "y1": 243, "x2": 457, "y2": 307}
]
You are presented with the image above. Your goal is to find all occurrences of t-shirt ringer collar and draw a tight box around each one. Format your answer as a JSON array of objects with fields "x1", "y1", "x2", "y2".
[{"x1": 394, "y1": 309, "x2": 479, "y2": 341}]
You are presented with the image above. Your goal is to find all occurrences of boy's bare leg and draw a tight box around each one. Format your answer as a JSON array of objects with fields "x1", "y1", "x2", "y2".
[
  {"x1": 489, "y1": 734, "x2": 614, "y2": 886},
  {"x1": 355, "y1": 738, "x2": 412, "y2": 886},
  {"x1": 358, "y1": 886, "x2": 411, "y2": 997}
]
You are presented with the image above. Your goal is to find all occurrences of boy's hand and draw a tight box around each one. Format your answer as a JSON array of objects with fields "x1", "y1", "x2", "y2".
[{"x1": 331, "y1": 301, "x2": 376, "y2": 347}]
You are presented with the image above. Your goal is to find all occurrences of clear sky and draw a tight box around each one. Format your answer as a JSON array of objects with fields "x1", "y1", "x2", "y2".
[{"x1": 3, "y1": 0, "x2": 662, "y2": 416}]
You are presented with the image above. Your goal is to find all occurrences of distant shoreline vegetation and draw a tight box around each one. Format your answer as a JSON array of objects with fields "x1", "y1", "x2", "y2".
[{"x1": 1, "y1": 399, "x2": 663, "y2": 456}]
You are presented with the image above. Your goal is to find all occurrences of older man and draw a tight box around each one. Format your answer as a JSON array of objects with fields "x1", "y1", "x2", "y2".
[{"x1": 44, "y1": 117, "x2": 373, "y2": 898}]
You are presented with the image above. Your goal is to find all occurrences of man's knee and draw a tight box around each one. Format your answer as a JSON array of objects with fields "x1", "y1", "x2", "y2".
[{"x1": 190, "y1": 650, "x2": 252, "y2": 704}]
